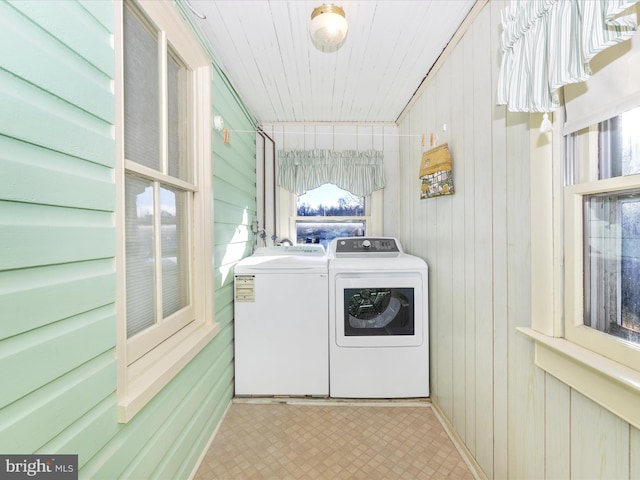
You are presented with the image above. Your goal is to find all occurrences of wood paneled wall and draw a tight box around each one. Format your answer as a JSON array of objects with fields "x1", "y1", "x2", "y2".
[
  {"x1": 398, "y1": 1, "x2": 640, "y2": 478},
  {"x1": 0, "y1": 1, "x2": 255, "y2": 478}
]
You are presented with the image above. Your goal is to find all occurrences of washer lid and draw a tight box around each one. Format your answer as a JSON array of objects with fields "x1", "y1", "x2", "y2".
[
  {"x1": 235, "y1": 246, "x2": 328, "y2": 274},
  {"x1": 252, "y1": 245, "x2": 326, "y2": 257}
]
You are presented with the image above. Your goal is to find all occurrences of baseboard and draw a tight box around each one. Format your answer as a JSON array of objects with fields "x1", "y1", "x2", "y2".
[
  {"x1": 431, "y1": 400, "x2": 488, "y2": 480},
  {"x1": 187, "y1": 400, "x2": 233, "y2": 480}
]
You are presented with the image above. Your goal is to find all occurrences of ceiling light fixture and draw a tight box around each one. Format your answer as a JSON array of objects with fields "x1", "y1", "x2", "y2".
[{"x1": 309, "y1": 4, "x2": 348, "y2": 48}]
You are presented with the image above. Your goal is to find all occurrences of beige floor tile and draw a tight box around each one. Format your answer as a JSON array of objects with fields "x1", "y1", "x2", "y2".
[{"x1": 195, "y1": 401, "x2": 474, "y2": 479}]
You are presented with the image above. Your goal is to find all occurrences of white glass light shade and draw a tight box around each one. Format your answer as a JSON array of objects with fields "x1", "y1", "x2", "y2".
[{"x1": 309, "y1": 5, "x2": 348, "y2": 47}]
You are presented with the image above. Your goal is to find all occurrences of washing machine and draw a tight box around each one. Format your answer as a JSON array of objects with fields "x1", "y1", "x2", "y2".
[
  {"x1": 328, "y1": 237, "x2": 429, "y2": 398},
  {"x1": 234, "y1": 245, "x2": 328, "y2": 396}
]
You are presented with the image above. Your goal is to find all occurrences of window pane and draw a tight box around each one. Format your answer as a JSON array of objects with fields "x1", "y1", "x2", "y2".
[
  {"x1": 125, "y1": 175, "x2": 156, "y2": 337},
  {"x1": 167, "y1": 49, "x2": 191, "y2": 182},
  {"x1": 295, "y1": 184, "x2": 366, "y2": 248},
  {"x1": 296, "y1": 221, "x2": 365, "y2": 249},
  {"x1": 584, "y1": 190, "x2": 640, "y2": 344},
  {"x1": 599, "y1": 107, "x2": 640, "y2": 180},
  {"x1": 123, "y1": 5, "x2": 160, "y2": 170},
  {"x1": 297, "y1": 184, "x2": 365, "y2": 216},
  {"x1": 161, "y1": 186, "x2": 190, "y2": 318},
  {"x1": 621, "y1": 199, "x2": 640, "y2": 334}
]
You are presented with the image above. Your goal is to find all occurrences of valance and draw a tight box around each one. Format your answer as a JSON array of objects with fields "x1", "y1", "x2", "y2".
[
  {"x1": 564, "y1": 20, "x2": 640, "y2": 134},
  {"x1": 497, "y1": 0, "x2": 640, "y2": 113},
  {"x1": 277, "y1": 149, "x2": 385, "y2": 197}
]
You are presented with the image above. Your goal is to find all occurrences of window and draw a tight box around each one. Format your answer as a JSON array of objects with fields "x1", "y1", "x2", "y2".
[
  {"x1": 115, "y1": 0, "x2": 216, "y2": 421},
  {"x1": 295, "y1": 184, "x2": 367, "y2": 248},
  {"x1": 524, "y1": 106, "x2": 640, "y2": 431},
  {"x1": 522, "y1": 19, "x2": 640, "y2": 429},
  {"x1": 564, "y1": 107, "x2": 640, "y2": 370},
  {"x1": 275, "y1": 148, "x2": 384, "y2": 246}
]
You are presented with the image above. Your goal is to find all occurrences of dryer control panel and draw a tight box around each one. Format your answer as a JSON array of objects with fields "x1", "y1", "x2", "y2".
[{"x1": 332, "y1": 237, "x2": 401, "y2": 257}]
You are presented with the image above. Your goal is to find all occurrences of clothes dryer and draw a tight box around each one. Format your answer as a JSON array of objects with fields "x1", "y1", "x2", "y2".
[
  {"x1": 328, "y1": 237, "x2": 429, "y2": 398},
  {"x1": 234, "y1": 245, "x2": 328, "y2": 396}
]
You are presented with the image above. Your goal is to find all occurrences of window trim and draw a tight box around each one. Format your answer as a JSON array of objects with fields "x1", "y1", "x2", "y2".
[
  {"x1": 524, "y1": 110, "x2": 640, "y2": 430},
  {"x1": 114, "y1": 0, "x2": 217, "y2": 422}
]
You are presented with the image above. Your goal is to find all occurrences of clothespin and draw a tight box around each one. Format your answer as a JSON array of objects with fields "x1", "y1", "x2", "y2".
[{"x1": 223, "y1": 128, "x2": 230, "y2": 144}]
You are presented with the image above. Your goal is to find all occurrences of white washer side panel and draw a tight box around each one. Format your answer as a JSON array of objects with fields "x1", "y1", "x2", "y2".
[{"x1": 234, "y1": 272, "x2": 329, "y2": 396}]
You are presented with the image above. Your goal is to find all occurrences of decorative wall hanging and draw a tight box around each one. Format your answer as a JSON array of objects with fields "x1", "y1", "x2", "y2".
[{"x1": 419, "y1": 143, "x2": 454, "y2": 199}]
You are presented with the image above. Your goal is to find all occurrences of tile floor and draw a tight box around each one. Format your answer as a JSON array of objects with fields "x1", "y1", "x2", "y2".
[{"x1": 194, "y1": 399, "x2": 475, "y2": 479}]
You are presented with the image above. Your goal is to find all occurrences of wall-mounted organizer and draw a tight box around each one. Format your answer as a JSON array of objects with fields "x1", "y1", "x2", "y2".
[{"x1": 418, "y1": 143, "x2": 454, "y2": 199}]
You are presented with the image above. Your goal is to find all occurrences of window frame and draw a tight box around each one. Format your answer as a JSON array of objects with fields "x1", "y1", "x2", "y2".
[
  {"x1": 114, "y1": 0, "x2": 217, "y2": 422},
  {"x1": 565, "y1": 174, "x2": 640, "y2": 369},
  {"x1": 522, "y1": 109, "x2": 640, "y2": 431}
]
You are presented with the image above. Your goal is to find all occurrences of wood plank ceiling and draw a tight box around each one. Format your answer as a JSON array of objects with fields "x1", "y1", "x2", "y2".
[{"x1": 186, "y1": 0, "x2": 477, "y2": 124}]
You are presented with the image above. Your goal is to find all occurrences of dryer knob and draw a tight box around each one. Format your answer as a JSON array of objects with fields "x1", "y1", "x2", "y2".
[{"x1": 362, "y1": 240, "x2": 371, "y2": 248}]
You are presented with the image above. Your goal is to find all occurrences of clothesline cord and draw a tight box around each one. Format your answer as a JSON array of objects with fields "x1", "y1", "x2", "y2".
[{"x1": 225, "y1": 129, "x2": 424, "y2": 137}]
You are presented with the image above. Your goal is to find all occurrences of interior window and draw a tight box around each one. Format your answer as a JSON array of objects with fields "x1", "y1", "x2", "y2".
[
  {"x1": 295, "y1": 184, "x2": 366, "y2": 248},
  {"x1": 569, "y1": 106, "x2": 640, "y2": 345}
]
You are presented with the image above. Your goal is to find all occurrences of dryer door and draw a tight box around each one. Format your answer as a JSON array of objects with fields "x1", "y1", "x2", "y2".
[{"x1": 334, "y1": 274, "x2": 424, "y2": 347}]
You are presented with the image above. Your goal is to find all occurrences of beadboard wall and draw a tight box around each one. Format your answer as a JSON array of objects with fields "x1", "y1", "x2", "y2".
[{"x1": 397, "y1": 1, "x2": 640, "y2": 478}]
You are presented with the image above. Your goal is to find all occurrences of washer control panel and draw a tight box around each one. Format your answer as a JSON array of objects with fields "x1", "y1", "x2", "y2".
[{"x1": 334, "y1": 237, "x2": 401, "y2": 255}]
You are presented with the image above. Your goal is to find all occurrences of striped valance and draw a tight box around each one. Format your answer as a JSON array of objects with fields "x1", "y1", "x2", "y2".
[
  {"x1": 497, "y1": 0, "x2": 640, "y2": 113},
  {"x1": 277, "y1": 149, "x2": 385, "y2": 197}
]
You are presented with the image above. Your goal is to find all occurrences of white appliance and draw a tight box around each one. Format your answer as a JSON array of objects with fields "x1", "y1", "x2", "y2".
[
  {"x1": 328, "y1": 237, "x2": 429, "y2": 398},
  {"x1": 234, "y1": 245, "x2": 329, "y2": 396}
]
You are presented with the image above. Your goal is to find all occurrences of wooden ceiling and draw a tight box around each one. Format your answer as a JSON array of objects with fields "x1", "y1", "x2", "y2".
[{"x1": 185, "y1": 0, "x2": 477, "y2": 123}]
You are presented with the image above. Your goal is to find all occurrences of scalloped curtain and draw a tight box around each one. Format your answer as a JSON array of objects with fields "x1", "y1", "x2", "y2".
[
  {"x1": 497, "y1": 0, "x2": 640, "y2": 113},
  {"x1": 277, "y1": 149, "x2": 385, "y2": 197}
]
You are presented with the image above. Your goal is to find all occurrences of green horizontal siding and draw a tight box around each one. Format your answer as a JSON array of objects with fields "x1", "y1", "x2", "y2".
[
  {"x1": 0, "y1": 0, "x2": 256, "y2": 479},
  {"x1": 0, "y1": 260, "x2": 115, "y2": 339},
  {"x1": 0, "y1": 305, "x2": 115, "y2": 409},
  {"x1": 36, "y1": 395, "x2": 122, "y2": 469},
  {"x1": 214, "y1": 154, "x2": 256, "y2": 194},
  {"x1": 0, "y1": 135, "x2": 114, "y2": 210},
  {"x1": 0, "y1": 2, "x2": 113, "y2": 123},
  {"x1": 0, "y1": 202, "x2": 115, "y2": 270},
  {"x1": 118, "y1": 342, "x2": 234, "y2": 479},
  {"x1": 0, "y1": 351, "x2": 116, "y2": 454},
  {"x1": 7, "y1": 0, "x2": 114, "y2": 78},
  {"x1": 0, "y1": 69, "x2": 114, "y2": 166}
]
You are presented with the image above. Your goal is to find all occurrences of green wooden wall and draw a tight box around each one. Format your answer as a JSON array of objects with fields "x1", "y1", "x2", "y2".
[{"x1": 0, "y1": 1, "x2": 256, "y2": 478}]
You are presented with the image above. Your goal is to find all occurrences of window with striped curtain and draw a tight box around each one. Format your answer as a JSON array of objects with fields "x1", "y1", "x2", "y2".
[{"x1": 277, "y1": 149, "x2": 384, "y2": 248}]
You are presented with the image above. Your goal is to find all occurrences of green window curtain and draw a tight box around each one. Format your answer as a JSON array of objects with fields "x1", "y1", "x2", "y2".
[
  {"x1": 277, "y1": 149, "x2": 385, "y2": 197},
  {"x1": 497, "y1": 0, "x2": 640, "y2": 113}
]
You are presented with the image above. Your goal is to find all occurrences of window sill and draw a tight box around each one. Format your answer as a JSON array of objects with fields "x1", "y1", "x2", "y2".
[
  {"x1": 518, "y1": 327, "x2": 640, "y2": 429},
  {"x1": 118, "y1": 321, "x2": 219, "y2": 422}
]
